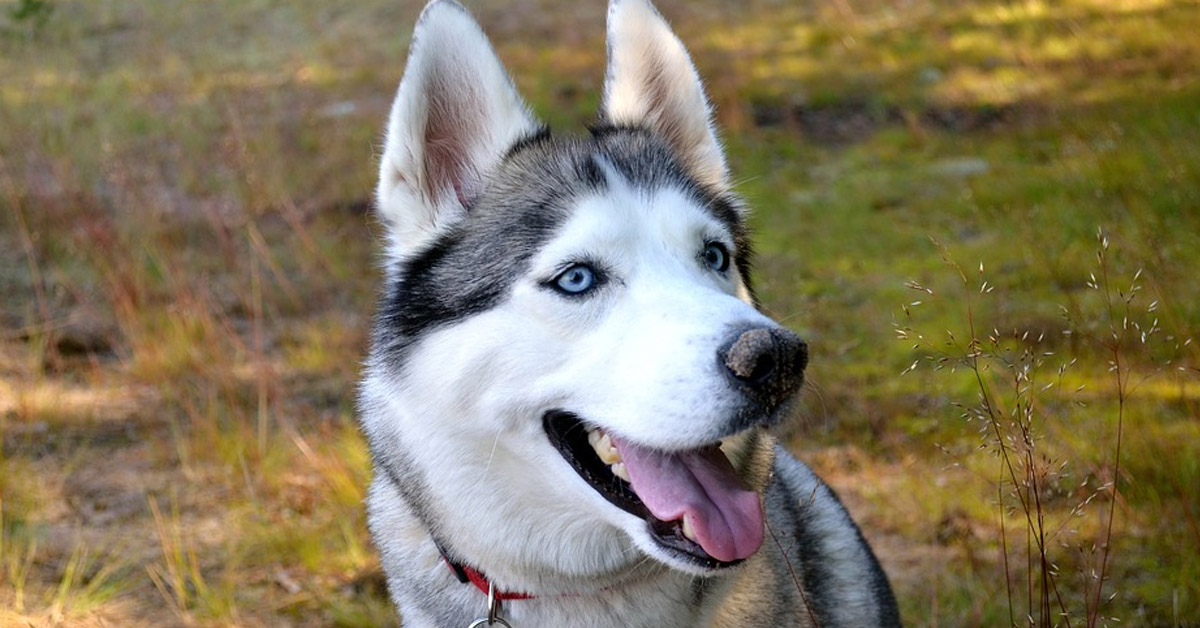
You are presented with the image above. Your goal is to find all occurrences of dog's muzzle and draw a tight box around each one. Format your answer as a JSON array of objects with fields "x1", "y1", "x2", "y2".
[{"x1": 719, "y1": 326, "x2": 808, "y2": 415}]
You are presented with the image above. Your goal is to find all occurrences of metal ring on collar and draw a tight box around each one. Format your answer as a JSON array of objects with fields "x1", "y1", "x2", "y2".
[{"x1": 466, "y1": 581, "x2": 512, "y2": 627}]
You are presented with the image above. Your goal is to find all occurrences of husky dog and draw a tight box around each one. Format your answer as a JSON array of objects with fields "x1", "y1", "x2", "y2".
[{"x1": 358, "y1": 0, "x2": 900, "y2": 626}]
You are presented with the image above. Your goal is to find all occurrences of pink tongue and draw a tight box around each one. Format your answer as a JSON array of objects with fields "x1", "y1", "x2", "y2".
[{"x1": 612, "y1": 438, "x2": 764, "y2": 562}]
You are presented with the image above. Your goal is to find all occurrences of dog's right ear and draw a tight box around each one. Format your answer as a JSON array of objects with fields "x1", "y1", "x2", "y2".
[
  {"x1": 602, "y1": 0, "x2": 728, "y2": 191},
  {"x1": 377, "y1": 0, "x2": 540, "y2": 254}
]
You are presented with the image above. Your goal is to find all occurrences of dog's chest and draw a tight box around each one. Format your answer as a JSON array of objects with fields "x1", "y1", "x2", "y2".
[{"x1": 417, "y1": 582, "x2": 728, "y2": 628}]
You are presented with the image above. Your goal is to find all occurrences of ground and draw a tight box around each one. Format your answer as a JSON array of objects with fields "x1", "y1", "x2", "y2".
[{"x1": 1, "y1": 0, "x2": 1198, "y2": 626}]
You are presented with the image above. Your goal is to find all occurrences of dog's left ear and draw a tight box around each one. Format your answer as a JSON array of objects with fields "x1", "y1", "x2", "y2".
[{"x1": 602, "y1": 0, "x2": 728, "y2": 191}]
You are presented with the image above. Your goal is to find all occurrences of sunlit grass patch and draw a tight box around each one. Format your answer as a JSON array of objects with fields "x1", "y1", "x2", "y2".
[
  {"x1": 146, "y1": 495, "x2": 240, "y2": 623},
  {"x1": 1, "y1": 511, "x2": 133, "y2": 624}
]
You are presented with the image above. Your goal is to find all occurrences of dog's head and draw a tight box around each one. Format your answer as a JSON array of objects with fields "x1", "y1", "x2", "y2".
[{"x1": 361, "y1": 0, "x2": 807, "y2": 585}]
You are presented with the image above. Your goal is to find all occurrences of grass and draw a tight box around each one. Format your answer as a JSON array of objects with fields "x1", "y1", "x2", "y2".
[{"x1": 1, "y1": 0, "x2": 1198, "y2": 626}]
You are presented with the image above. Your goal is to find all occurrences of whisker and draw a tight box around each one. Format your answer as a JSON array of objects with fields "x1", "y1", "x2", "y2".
[{"x1": 484, "y1": 426, "x2": 503, "y2": 474}]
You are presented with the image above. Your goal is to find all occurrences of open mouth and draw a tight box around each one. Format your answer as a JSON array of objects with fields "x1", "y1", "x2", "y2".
[{"x1": 543, "y1": 410, "x2": 763, "y2": 570}]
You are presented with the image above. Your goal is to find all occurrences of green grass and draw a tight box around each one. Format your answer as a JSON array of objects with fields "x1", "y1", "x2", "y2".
[{"x1": 2, "y1": 0, "x2": 1198, "y2": 626}]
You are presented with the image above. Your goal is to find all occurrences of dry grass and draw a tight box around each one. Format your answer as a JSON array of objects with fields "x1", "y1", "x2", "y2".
[{"x1": 2, "y1": 0, "x2": 1198, "y2": 626}]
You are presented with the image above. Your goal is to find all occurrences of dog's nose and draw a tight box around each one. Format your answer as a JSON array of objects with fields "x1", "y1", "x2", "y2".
[{"x1": 719, "y1": 326, "x2": 808, "y2": 412}]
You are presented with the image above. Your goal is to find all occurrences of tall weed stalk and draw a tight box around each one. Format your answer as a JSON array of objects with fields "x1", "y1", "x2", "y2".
[{"x1": 896, "y1": 229, "x2": 1185, "y2": 627}]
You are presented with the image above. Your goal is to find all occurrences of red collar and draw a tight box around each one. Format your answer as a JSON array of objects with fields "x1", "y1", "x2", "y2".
[{"x1": 440, "y1": 549, "x2": 535, "y2": 601}]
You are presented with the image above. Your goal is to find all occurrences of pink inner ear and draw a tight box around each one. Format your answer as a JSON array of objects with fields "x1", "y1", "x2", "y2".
[
  {"x1": 422, "y1": 117, "x2": 470, "y2": 204},
  {"x1": 420, "y1": 74, "x2": 486, "y2": 207}
]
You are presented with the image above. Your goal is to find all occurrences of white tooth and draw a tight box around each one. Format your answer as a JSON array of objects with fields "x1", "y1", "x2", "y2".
[
  {"x1": 596, "y1": 433, "x2": 621, "y2": 464},
  {"x1": 611, "y1": 462, "x2": 630, "y2": 482},
  {"x1": 681, "y1": 516, "x2": 697, "y2": 542},
  {"x1": 587, "y1": 429, "x2": 601, "y2": 448}
]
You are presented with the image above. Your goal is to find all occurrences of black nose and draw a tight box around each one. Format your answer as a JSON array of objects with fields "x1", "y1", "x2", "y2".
[{"x1": 719, "y1": 326, "x2": 808, "y2": 413}]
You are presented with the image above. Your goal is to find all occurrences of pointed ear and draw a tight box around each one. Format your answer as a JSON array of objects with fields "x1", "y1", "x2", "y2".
[
  {"x1": 602, "y1": 0, "x2": 728, "y2": 191},
  {"x1": 377, "y1": 0, "x2": 540, "y2": 253}
]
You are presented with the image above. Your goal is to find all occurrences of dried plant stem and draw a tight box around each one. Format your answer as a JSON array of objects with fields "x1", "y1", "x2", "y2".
[
  {"x1": 1, "y1": 156, "x2": 51, "y2": 335},
  {"x1": 999, "y1": 461, "x2": 1015, "y2": 628},
  {"x1": 767, "y1": 519, "x2": 821, "y2": 628},
  {"x1": 951, "y1": 259, "x2": 1072, "y2": 628},
  {"x1": 1088, "y1": 237, "x2": 1126, "y2": 628}
]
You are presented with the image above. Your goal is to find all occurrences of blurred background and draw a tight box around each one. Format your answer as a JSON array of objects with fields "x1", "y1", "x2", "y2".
[{"x1": 1, "y1": 0, "x2": 1198, "y2": 626}]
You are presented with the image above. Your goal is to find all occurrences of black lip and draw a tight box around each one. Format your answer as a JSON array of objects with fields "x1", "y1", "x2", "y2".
[{"x1": 542, "y1": 410, "x2": 744, "y2": 571}]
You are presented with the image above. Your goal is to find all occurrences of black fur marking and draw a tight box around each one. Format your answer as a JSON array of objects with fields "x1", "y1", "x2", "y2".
[
  {"x1": 581, "y1": 154, "x2": 606, "y2": 188},
  {"x1": 689, "y1": 577, "x2": 710, "y2": 606},
  {"x1": 375, "y1": 203, "x2": 564, "y2": 363},
  {"x1": 586, "y1": 122, "x2": 635, "y2": 138},
  {"x1": 503, "y1": 125, "x2": 553, "y2": 160}
]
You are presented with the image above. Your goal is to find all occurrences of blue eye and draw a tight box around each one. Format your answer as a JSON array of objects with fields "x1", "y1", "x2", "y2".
[
  {"x1": 703, "y1": 242, "x2": 730, "y2": 272},
  {"x1": 554, "y1": 264, "x2": 598, "y2": 295}
]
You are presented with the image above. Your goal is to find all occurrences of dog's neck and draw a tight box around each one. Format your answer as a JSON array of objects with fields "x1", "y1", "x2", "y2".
[
  {"x1": 430, "y1": 538, "x2": 735, "y2": 628},
  {"x1": 437, "y1": 543, "x2": 536, "y2": 601}
]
